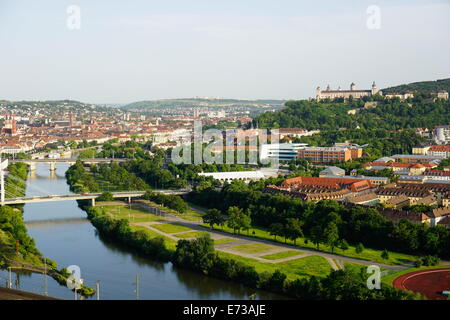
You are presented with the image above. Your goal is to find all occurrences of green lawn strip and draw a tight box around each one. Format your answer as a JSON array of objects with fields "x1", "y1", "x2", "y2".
[
  {"x1": 138, "y1": 200, "x2": 203, "y2": 222},
  {"x1": 100, "y1": 204, "x2": 166, "y2": 223},
  {"x1": 202, "y1": 224, "x2": 416, "y2": 265},
  {"x1": 151, "y1": 223, "x2": 194, "y2": 234},
  {"x1": 213, "y1": 238, "x2": 238, "y2": 245},
  {"x1": 130, "y1": 225, "x2": 178, "y2": 251},
  {"x1": 186, "y1": 202, "x2": 209, "y2": 213},
  {"x1": 381, "y1": 264, "x2": 450, "y2": 286},
  {"x1": 174, "y1": 231, "x2": 210, "y2": 239},
  {"x1": 218, "y1": 251, "x2": 332, "y2": 280},
  {"x1": 343, "y1": 261, "x2": 367, "y2": 273},
  {"x1": 260, "y1": 250, "x2": 303, "y2": 260},
  {"x1": 227, "y1": 243, "x2": 278, "y2": 254}
]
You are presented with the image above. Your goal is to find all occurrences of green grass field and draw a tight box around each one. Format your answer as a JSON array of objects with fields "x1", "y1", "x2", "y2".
[
  {"x1": 227, "y1": 243, "x2": 278, "y2": 254},
  {"x1": 174, "y1": 231, "x2": 210, "y2": 239},
  {"x1": 213, "y1": 238, "x2": 238, "y2": 245},
  {"x1": 151, "y1": 223, "x2": 194, "y2": 234},
  {"x1": 94, "y1": 205, "x2": 337, "y2": 281},
  {"x1": 218, "y1": 251, "x2": 332, "y2": 280},
  {"x1": 203, "y1": 224, "x2": 416, "y2": 265},
  {"x1": 138, "y1": 200, "x2": 203, "y2": 222},
  {"x1": 130, "y1": 225, "x2": 178, "y2": 250},
  {"x1": 260, "y1": 250, "x2": 303, "y2": 260},
  {"x1": 101, "y1": 205, "x2": 166, "y2": 223}
]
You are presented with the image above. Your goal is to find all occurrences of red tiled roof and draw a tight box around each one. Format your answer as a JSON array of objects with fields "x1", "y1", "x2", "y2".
[
  {"x1": 365, "y1": 162, "x2": 436, "y2": 168},
  {"x1": 429, "y1": 145, "x2": 450, "y2": 152},
  {"x1": 281, "y1": 176, "x2": 373, "y2": 191}
]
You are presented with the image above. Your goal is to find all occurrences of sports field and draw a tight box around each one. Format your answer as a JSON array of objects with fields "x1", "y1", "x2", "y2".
[{"x1": 393, "y1": 268, "x2": 450, "y2": 300}]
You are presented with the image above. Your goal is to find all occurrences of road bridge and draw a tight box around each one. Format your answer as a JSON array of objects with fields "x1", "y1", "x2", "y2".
[
  {"x1": 9, "y1": 158, "x2": 129, "y2": 171},
  {"x1": 0, "y1": 190, "x2": 190, "y2": 207}
]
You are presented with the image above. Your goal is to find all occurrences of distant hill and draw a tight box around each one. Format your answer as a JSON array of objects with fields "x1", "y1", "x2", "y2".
[
  {"x1": 382, "y1": 78, "x2": 450, "y2": 94},
  {"x1": 122, "y1": 98, "x2": 286, "y2": 111}
]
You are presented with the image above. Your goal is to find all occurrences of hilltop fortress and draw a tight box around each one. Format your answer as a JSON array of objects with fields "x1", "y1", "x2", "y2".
[{"x1": 316, "y1": 82, "x2": 381, "y2": 101}]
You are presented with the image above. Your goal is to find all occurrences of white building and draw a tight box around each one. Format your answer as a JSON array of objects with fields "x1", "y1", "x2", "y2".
[
  {"x1": 434, "y1": 125, "x2": 450, "y2": 144},
  {"x1": 259, "y1": 143, "x2": 308, "y2": 162},
  {"x1": 198, "y1": 171, "x2": 266, "y2": 183}
]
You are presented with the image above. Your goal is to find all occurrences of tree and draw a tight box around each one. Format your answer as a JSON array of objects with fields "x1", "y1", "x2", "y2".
[
  {"x1": 339, "y1": 239, "x2": 349, "y2": 252},
  {"x1": 324, "y1": 222, "x2": 339, "y2": 253},
  {"x1": 174, "y1": 235, "x2": 216, "y2": 274},
  {"x1": 97, "y1": 191, "x2": 114, "y2": 202},
  {"x1": 242, "y1": 209, "x2": 252, "y2": 236},
  {"x1": 310, "y1": 225, "x2": 323, "y2": 250},
  {"x1": 381, "y1": 249, "x2": 389, "y2": 260},
  {"x1": 269, "y1": 223, "x2": 284, "y2": 241},
  {"x1": 203, "y1": 209, "x2": 226, "y2": 230},
  {"x1": 355, "y1": 243, "x2": 365, "y2": 255},
  {"x1": 285, "y1": 218, "x2": 304, "y2": 246},
  {"x1": 227, "y1": 206, "x2": 244, "y2": 234}
]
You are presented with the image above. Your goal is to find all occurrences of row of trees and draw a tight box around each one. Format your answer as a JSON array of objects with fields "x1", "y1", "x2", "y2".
[
  {"x1": 66, "y1": 161, "x2": 149, "y2": 193},
  {"x1": 84, "y1": 203, "x2": 421, "y2": 299},
  {"x1": 188, "y1": 180, "x2": 450, "y2": 259},
  {"x1": 86, "y1": 206, "x2": 170, "y2": 260},
  {"x1": 143, "y1": 191, "x2": 188, "y2": 213},
  {"x1": 174, "y1": 235, "x2": 420, "y2": 300}
]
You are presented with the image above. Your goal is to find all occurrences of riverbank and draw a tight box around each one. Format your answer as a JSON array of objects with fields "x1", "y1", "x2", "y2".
[
  {"x1": 85, "y1": 201, "x2": 421, "y2": 299},
  {"x1": 63, "y1": 161, "x2": 422, "y2": 299},
  {"x1": 0, "y1": 163, "x2": 95, "y2": 298}
]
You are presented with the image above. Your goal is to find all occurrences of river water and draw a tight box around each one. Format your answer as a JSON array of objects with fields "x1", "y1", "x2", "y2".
[{"x1": 0, "y1": 163, "x2": 283, "y2": 300}]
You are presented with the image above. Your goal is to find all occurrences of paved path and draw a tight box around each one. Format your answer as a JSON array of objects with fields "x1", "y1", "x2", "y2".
[{"x1": 130, "y1": 202, "x2": 420, "y2": 271}]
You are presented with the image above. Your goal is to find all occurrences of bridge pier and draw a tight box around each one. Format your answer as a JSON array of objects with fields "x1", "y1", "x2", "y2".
[
  {"x1": 29, "y1": 162, "x2": 36, "y2": 171},
  {"x1": 0, "y1": 158, "x2": 8, "y2": 206},
  {"x1": 49, "y1": 162, "x2": 56, "y2": 171},
  {"x1": 128, "y1": 197, "x2": 132, "y2": 204},
  {"x1": 91, "y1": 198, "x2": 96, "y2": 207}
]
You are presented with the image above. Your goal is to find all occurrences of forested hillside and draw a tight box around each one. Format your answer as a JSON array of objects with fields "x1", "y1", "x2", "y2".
[
  {"x1": 382, "y1": 78, "x2": 450, "y2": 94},
  {"x1": 255, "y1": 93, "x2": 450, "y2": 157},
  {"x1": 256, "y1": 96, "x2": 450, "y2": 131}
]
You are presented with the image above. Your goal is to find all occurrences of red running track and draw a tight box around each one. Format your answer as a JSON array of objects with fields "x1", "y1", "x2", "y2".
[{"x1": 393, "y1": 268, "x2": 450, "y2": 300}]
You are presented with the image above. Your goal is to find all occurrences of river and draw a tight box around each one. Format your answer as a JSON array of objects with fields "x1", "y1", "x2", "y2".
[{"x1": 0, "y1": 163, "x2": 284, "y2": 300}]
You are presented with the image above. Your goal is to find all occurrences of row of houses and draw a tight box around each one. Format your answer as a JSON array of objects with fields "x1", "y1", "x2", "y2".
[{"x1": 264, "y1": 173, "x2": 450, "y2": 227}]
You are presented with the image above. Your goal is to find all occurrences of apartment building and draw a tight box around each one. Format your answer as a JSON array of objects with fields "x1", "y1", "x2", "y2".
[
  {"x1": 427, "y1": 144, "x2": 450, "y2": 158},
  {"x1": 297, "y1": 146, "x2": 362, "y2": 163},
  {"x1": 391, "y1": 154, "x2": 446, "y2": 163}
]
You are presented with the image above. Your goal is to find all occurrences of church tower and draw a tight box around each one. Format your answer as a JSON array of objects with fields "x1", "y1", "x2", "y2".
[
  {"x1": 371, "y1": 81, "x2": 377, "y2": 95},
  {"x1": 316, "y1": 86, "x2": 321, "y2": 102},
  {"x1": 350, "y1": 82, "x2": 356, "y2": 91}
]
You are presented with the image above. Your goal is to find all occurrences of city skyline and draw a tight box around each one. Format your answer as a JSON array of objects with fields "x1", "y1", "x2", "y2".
[{"x1": 1, "y1": 0, "x2": 450, "y2": 103}]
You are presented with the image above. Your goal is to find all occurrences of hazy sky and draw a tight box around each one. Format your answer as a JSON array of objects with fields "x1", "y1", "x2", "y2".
[{"x1": 1, "y1": 0, "x2": 449, "y2": 103}]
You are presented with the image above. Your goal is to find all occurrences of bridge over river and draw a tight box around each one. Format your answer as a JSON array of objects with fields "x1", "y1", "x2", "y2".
[
  {"x1": 1, "y1": 190, "x2": 190, "y2": 206},
  {"x1": 1, "y1": 156, "x2": 190, "y2": 206},
  {"x1": 9, "y1": 158, "x2": 129, "y2": 171}
]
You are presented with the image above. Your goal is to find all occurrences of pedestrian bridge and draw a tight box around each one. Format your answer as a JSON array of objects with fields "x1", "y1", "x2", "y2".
[{"x1": 0, "y1": 190, "x2": 190, "y2": 206}]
